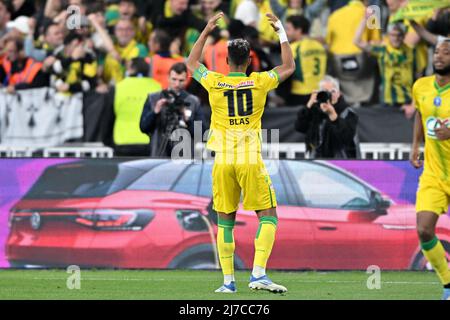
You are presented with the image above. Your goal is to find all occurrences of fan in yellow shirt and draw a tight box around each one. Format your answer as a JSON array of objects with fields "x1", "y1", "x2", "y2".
[{"x1": 285, "y1": 14, "x2": 326, "y2": 106}]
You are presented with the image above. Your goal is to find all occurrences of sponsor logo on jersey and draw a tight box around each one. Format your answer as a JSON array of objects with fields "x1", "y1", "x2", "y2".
[
  {"x1": 426, "y1": 117, "x2": 450, "y2": 139},
  {"x1": 217, "y1": 80, "x2": 255, "y2": 89}
]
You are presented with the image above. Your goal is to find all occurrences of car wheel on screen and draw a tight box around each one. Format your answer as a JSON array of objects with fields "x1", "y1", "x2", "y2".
[{"x1": 411, "y1": 241, "x2": 450, "y2": 270}]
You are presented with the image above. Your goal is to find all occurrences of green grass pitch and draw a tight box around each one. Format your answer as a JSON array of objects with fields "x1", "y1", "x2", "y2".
[{"x1": 0, "y1": 270, "x2": 444, "y2": 300}]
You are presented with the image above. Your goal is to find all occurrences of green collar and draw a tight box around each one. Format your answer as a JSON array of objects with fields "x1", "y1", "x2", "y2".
[
  {"x1": 228, "y1": 72, "x2": 246, "y2": 77},
  {"x1": 434, "y1": 79, "x2": 450, "y2": 95}
]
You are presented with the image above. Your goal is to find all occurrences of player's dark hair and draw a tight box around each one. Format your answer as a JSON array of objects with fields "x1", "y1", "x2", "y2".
[
  {"x1": 227, "y1": 39, "x2": 250, "y2": 67},
  {"x1": 286, "y1": 15, "x2": 311, "y2": 34},
  {"x1": 152, "y1": 29, "x2": 172, "y2": 53},
  {"x1": 170, "y1": 62, "x2": 187, "y2": 75}
]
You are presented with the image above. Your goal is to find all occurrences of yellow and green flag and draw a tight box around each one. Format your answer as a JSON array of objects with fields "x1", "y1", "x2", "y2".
[{"x1": 391, "y1": 0, "x2": 450, "y2": 22}]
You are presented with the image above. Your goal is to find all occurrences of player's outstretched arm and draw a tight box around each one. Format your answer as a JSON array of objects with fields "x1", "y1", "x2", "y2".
[
  {"x1": 267, "y1": 13, "x2": 295, "y2": 83},
  {"x1": 187, "y1": 12, "x2": 224, "y2": 73},
  {"x1": 410, "y1": 110, "x2": 424, "y2": 169}
]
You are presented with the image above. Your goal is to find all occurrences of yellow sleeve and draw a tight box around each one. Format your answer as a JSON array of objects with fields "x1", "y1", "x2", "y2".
[
  {"x1": 193, "y1": 63, "x2": 221, "y2": 92},
  {"x1": 412, "y1": 80, "x2": 421, "y2": 112},
  {"x1": 256, "y1": 69, "x2": 280, "y2": 92}
]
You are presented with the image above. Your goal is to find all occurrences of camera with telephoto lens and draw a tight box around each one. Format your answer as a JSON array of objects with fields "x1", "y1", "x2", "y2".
[
  {"x1": 161, "y1": 89, "x2": 190, "y2": 113},
  {"x1": 316, "y1": 91, "x2": 332, "y2": 104}
]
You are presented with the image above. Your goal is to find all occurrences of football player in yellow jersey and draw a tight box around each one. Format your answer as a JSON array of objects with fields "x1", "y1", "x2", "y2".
[
  {"x1": 187, "y1": 12, "x2": 295, "y2": 294},
  {"x1": 410, "y1": 39, "x2": 450, "y2": 300}
]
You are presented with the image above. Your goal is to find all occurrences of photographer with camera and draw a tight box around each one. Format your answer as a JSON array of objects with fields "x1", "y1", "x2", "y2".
[
  {"x1": 295, "y1": 75, "x2": 360, "y2": 159},
  {"x1": 140, "y1": 62, "x2": 206, "y2": 157}
]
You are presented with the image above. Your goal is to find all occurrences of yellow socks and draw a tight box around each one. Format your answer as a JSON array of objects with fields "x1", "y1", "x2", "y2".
[
  {"x1": 217, "y1": 217, "x2": 235, "y2": 281},
  {"x1": 421, "y1": 236, "x2": 450, "y2": 286},
  {"x1": 253, "y1": 216, "x2": 278, "y2": 276}
]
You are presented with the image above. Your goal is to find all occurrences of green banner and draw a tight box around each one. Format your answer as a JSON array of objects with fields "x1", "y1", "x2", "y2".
[{"x1": 391, "y1": 0, "x2": 450, "y2": 22}]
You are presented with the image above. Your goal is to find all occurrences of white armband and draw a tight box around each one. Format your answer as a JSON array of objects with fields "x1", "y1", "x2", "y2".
[{"x1": 275, "y1": 20, "x2": 288, "y2": 44}]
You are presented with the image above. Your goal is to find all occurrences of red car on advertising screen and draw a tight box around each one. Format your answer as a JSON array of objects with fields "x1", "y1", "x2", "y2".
[{"x1": 6, "y1": 159, "x2": 450, "y2": 270}]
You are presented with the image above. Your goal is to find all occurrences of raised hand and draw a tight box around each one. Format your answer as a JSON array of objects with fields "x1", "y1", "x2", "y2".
[
  {"x1": 266, "y1": 13, "x2": 280, "y2": 32},
  {"x1": 205, "y1": 12, "x2": 224, "y2": 34}
]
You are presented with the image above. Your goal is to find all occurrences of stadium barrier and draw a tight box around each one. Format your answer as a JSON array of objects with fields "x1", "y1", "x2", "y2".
[
  {"x1": 0, "y1": 142, "x2": 422, "y2": 159},
  {"x1": 195, "y1": 143, "x2": 424, "y2": 160}
]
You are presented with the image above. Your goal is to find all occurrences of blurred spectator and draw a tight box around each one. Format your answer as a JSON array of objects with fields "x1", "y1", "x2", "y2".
[
  {"x1": 295, "y1": 75, "x2": 359, "y2": 159},
  {"x1": 426, "y1": 7, "x2": 450, "y2": 38},
  {"x1": 0, "y1": 38, "x2": 48, "y2": 93},
  {"x1": 24, "y1": 21, "x2": 64, "y2": 62},
  {"x1": 0, "y1": 0, "x2": 12, "y2": 39},
  {"x1": 269, "y1": 0, "x2": 327, "y2": 23},
  {"x1": 50, "y1": 32, "x2": 97, "y2": 94},
  {"x1": 140, "y1": 62, "x2": 205, "y2": 157},
  {"x1": 147, "y1": 29, "x2": 185, "y2": 89},
  {"x1": 234, "y1": 0, "x2": 278, "y2": 46},
  {"x1": 411, "y1": 20, "x2": 447, "y2": 47},
  {"x1": 326, "y1": 0, "x2": 381, "y2": 105},
  {"x1": 386, "y1": 0, "x2": 428, "y2": 77},
  {"x1": 90, "y1": 17, "x2": 148, "y2": 84},
  {"x1": 147, "y1": 0, "x2": 207, "y2": 56},
  {"x1": 327, "y1": 0, "x2": 349, "y2": 13},
  {"x1": 355, "y1": 20, "x2": 422, "y2": 112},
  {"x1": 285, "y1": 15, "x2": 326, "y2": 106},
  {"x1": 109, "y1": 0, "x2": 153, "y2": 45},
  {"x1": 234, "y1": 0, "x2": 259, "y2": 27},
  {"x1": 10, "y1": 0, "x2": 35, "y2": 20},
  {"x1": 194, "y1": 0, "x2": 229, "y2": 30},
  {"x1": 112, "y1": 57, "x2": 162, "y2": 156}
]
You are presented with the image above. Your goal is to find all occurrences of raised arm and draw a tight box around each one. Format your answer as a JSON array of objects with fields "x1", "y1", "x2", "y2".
[
  {"x1": 88, "y1": 14, "x2": 120, "y2": 60},
  {"x1": 410, "y1": 20, "x2": 438, "y2": 46},
  {"x1": 186, "y1": 12, "x2": 224, "y2": 74},
  {"x1": 266, "y1": 13, "x2": 295, "y2": 83},
  {"x1": 353, "y1": 16, "x2": 372, "y2": 52}
]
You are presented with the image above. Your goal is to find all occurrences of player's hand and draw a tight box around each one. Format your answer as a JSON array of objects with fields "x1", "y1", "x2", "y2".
[
  {"x1": 434, "y1": 119, "x2": 450, "y2": 141},
  {"x1": 266, "y1": 13, "x2": 280, "y2": 32},
  {"x1": 205, "y1": 12, "x2": 224, "y2": 33},
  {"x1": 409, "y1": 146, "x2": 423, "y2": 169}
]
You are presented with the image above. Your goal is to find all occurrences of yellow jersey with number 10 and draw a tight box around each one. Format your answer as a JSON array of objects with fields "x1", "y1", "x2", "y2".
[
  {"x1": 413, "y1": 75, "x2": 450, "y2": 180},
  {"x1": 193, "y1": 64, "x2": 280, "y2": 154}
]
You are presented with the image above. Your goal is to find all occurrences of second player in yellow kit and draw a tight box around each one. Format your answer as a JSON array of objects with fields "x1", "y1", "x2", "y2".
[
  {"x1": 413, "y1": 75, "x2": 450, "y2": 214},
  {"x1": 193, "y1": 64, "x2": 279, "y2": 213},
  {"x1": 410, "y1": 39, "x2": 450, "y2": 300}
]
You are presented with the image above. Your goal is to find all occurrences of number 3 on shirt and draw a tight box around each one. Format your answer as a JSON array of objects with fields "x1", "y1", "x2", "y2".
[{"x1": 224, "y1": 89, "x2": 253, "y2": 117}]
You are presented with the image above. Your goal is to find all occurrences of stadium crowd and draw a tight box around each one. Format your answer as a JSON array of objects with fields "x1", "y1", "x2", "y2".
[{"x1": 0, "y1": 0, "x2": 449, "y2": 156}]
